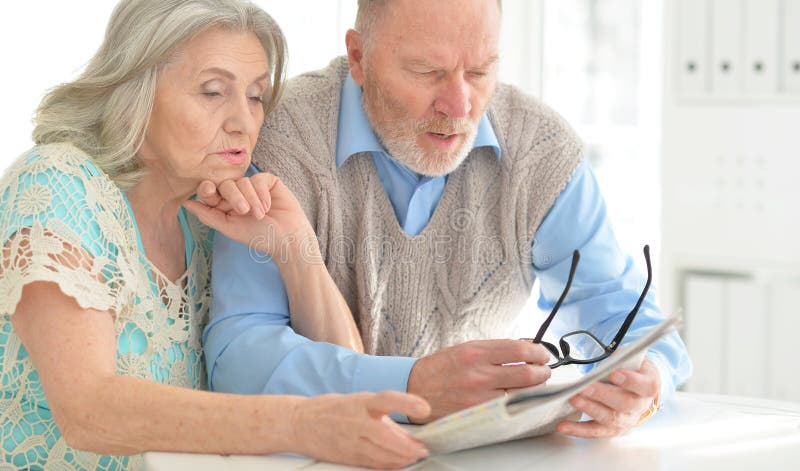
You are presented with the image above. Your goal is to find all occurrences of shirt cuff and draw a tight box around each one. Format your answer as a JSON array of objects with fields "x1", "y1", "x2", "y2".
[
  {"x1": 353, "y1": 354, "x2": 418, "y2": 423},
  {"x1": 645, "y1": 350, "x2": 675, "y2": 403}
]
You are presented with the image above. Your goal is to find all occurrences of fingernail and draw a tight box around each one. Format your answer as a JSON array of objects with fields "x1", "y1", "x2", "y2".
[
  {"x1": 418, "y1": 447, "x2": 429, "y2": 459},
  {"x1": 255, "y1": 207, "x2": 265, "y2": 219},
  {"x1": 237, "y1": 202, "x2": 249, "y2": 214},
  {"x1": 611, "y1": 372, "x2": 626, "y2": 385},
  {"x1": 584, "y1": 386, "x2": 595, "y2": 397}
]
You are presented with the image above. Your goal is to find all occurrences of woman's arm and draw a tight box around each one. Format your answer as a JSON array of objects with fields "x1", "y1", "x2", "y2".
[
  {"x1": 11, "y1": 281, "x2": 427, "y2": 467},
  {"x1": 186, "y1": 174, "x2": 363, "y2": 352}
]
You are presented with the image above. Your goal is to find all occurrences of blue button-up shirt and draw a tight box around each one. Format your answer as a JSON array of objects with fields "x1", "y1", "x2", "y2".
[{"x1": 204, "y1": 74, "x2": 692, "y2": 406}]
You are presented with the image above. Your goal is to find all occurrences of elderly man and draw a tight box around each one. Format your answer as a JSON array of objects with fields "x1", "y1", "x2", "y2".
[{"x1": 205, "y1": 0, "x2": 691, "y2": 437}]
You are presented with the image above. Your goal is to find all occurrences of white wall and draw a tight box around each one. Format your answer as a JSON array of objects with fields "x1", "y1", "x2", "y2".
[
  {"x1": 662, "y1": 0, "x2": 800, "y2": 400},
  {"x1": 0, "y1": 0, "x2": 541, "y2": 172}
]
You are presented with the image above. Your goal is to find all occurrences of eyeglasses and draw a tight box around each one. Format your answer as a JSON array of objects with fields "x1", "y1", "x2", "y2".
[{"x1": 521, "y1": 245, "x2": 652, "y2": 369}]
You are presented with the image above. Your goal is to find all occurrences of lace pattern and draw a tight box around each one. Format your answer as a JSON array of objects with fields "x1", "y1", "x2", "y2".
[{"x1": 0, "y1": 143, "x2": 212, "y2": 470}]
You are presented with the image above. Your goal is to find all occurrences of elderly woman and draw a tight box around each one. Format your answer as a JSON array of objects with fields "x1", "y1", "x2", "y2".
[{"x1": 0, "y1": 0, "x2": 430, "y2": 469}]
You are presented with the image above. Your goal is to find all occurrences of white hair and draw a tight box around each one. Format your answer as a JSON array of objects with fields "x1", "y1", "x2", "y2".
[
  {"x1": 33, "y1": 0, "x2": 287, "y2": 190},
  {"x1": 355, "y1": 0, "x2": 502, "y2": 46}
]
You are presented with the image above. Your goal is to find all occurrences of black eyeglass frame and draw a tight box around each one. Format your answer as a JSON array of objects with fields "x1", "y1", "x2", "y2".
[{"x1": 521, "y1": 245, "x2": 652, "y2": 369}]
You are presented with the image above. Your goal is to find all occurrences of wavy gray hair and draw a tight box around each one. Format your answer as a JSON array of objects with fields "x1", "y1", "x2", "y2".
[{"x1": 33, "y1": 0, "x2": 287, "y2": 190}]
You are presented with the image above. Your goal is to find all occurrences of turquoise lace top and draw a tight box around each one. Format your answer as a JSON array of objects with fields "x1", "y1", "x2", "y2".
[{"x1": 0, "y1": 143, "x2": 213, "y2": 470}]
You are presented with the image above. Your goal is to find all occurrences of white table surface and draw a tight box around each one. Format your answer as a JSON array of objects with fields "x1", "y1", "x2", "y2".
[{"x1": 144, "y1": 392, "x2": 800, "y2": 470}]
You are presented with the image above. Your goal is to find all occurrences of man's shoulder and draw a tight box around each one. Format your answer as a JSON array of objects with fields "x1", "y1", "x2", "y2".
[
  {"x1": 489, "y1": 82, "x2": 584, "y2": 160},
  {"x1": 490, "y1": 83, "x2": 568, "y2": 129},
  {"x1": 254, "y1": 57, "x2": 348, "y2": 170},
  {"x1": 270, "y1": 57, "x2": 348, "y2": 118}
]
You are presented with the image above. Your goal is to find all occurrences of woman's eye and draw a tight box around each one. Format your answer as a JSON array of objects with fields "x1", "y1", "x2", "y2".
[
  {"x1": 203, "y1": 92, "x2": 222, "y2": 98},
  {"x1": 249, "y1": 96, "x2": 264, "y2": 103}
]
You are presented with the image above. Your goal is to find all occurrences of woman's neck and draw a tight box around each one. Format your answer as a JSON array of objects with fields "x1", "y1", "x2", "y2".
[{"x1": 125, "y1": 170, "x2": 193, "y2": 281}]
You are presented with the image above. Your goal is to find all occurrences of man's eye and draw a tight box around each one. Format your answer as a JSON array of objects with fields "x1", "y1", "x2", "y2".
[{"x1": 249, "y1": 96, "x2": 264, "y2": 103}]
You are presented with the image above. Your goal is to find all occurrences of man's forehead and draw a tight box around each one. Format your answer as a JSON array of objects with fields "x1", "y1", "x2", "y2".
[{"x1": 377, "y1": 0, "x2": 501, "y2": 40}]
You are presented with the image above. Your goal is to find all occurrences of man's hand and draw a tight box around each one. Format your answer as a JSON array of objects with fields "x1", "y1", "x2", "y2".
[
  {"x1": 556, "y1": 358, "x2": 661, "y2": 438},
  {"x1": 406, "y1": 340, "x2": 552, "y2": 423}
]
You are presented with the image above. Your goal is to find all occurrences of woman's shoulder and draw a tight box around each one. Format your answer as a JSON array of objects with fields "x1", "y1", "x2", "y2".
[
  {"x1": 3, "y1": 143, "x2": 124, "y2": 209},
  {"x1": 0, "y1": 142, "x2": 133, "y2": 253},
  {"x1": 8, "y1": 142, "x2": 103, "y2": 179}
]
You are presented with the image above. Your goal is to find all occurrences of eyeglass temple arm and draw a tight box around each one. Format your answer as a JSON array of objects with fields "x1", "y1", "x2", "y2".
[
  {"x1": 608, "y1": 245, "x2": 652, "y2": 350},
  {"x1": 533, "y1": 250, "x2": 580, "y2": 343}
]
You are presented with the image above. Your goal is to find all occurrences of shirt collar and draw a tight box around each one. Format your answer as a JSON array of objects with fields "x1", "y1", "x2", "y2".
[{"x1": 335, "y1": 73, "x2": 502, "y2": 169}]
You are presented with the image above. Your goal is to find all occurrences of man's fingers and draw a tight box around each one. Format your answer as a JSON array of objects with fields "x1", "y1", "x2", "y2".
[
  {"x1": 575, "y1": 382, "x2": 644, "y2": 415},
  {"x1": 606, "y1": 362, "x2": 660, "y2": 399},
  {"x1": 481, "y1": 340, "x2": 551, "y2": 366},
  {"x1": 556, "y1": 419, "x2": 619, "y2": 439},
  {"x1": 489, "y1": 363, "x2": 552, "y2": 390}
]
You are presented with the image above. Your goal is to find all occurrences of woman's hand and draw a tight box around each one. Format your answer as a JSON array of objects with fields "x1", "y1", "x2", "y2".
[
  {"x1": 184, "y1": 173, "x2": 316, "y2": 261},
  {"x1": 291, "y1": 391, "x2": 431, "y2": 469}
]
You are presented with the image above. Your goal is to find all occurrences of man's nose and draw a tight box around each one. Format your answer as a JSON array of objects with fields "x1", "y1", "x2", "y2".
[{"x1": 434, "y1": 76, "x2": 472, "y2": 118}]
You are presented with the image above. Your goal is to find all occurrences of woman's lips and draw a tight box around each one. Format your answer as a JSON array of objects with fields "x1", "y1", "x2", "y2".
[{"x1": 216, "y1": 148, "x2": 248, "y2": 165}]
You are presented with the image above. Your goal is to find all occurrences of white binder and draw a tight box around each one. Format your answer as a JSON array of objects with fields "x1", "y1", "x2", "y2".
[
  {"x1": 725, "y1": 279, "x2": 766, "y2": 397},
  {"x1": 742, "y1": 0, "x2": 779, "y2": 94},
  {"x1": 684, "y1": 275, "x2": 725, "y2": 393},
  {"x1": 768, "y1": 282, "x2": 800, "y2": 401},
  {"x1": 710, "y1": 0, "x2": 743, "y2": 94},
  {"x1": 782, "y1": 0, "x2": 800, "y2": 93},
  {"x1": 676, "y1": 0, "x2": 709, "y2": 94}
]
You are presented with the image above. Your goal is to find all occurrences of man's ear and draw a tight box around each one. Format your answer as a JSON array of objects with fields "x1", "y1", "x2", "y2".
[{"x1": 345, "y1": 29, "x2": 366, "y2": 86}]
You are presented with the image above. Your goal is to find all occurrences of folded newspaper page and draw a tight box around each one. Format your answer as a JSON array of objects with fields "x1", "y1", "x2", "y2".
[{"x1": 413, "y1": 312, "x2": 681, "y2": 455}]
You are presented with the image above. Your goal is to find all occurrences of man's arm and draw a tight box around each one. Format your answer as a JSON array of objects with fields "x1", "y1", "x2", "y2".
[
  {"x1": 204, "y1": 233, "x2": 415, "y2": 396},
  {"x1": 532, "y1": 161, "x2": 692, "y2": 399},
  {"x1": 531, "y1": 161, "x2": 692, "y2": 437},
  {"x1": 206, "y1": 230, "x2": 553, "y2": 423}
]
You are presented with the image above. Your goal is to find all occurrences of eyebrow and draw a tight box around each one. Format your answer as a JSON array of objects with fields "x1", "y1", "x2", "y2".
[
  {"x1": 200, "y1": 67, "x2": 269, "y2": 83},
  {"x1": 406, "y1": 55, "x2": 500, "y2": 71},
  {"x1": 473, "y1": 55, "x2": 499, "y2": 70}
]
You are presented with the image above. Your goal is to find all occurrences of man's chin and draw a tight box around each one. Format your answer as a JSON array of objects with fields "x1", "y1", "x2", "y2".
[{"x1": 408, "y1": 150, "x2": 471, "y2": 177}]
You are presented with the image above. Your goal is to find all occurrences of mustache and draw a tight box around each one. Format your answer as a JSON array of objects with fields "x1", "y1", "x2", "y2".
[{"x1": 415, "y1": 116, "x2": 474, "y2": 135}]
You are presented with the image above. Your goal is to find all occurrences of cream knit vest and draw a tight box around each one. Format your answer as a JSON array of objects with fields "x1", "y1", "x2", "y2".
[{"x1": 253, "y1": 57, "x2": 583, "y2": 357}]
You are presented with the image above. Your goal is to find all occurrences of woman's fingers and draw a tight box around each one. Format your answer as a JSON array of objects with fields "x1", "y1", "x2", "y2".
[
  {"x1": 196, "y1": 180, "x2": 222, "y2": 206},
  {"x1": 363, "y1": 416, "x2": 429, "y2": 464},
  {"x1": 182, "y1": 200, "x2": 227, "y2": 232},
  {"x1": 234, "y1": 178, "x2": 266, "y2": 219},
  {"x1": 217, "y1": 180, "x2": 251, "y2": 215},
  {"x1": 251, "y1": 172, "x2": 277, "y2": 212},
  {"x1": 367, "y1": 391, "x2": 431, "y2": 422}
]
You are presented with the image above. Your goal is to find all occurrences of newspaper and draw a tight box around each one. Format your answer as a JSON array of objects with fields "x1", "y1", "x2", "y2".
[{"x1": 413, "y1": 312, "x2": 681, "y2": 455}]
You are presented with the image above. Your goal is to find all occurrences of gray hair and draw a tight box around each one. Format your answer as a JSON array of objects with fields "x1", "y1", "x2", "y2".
[
  {"x1": 33, "y1": 0, "x2": 287, "y2": 190},
  {"x1": 355, "y1": 0, "x2": 502, "y2": 48}
]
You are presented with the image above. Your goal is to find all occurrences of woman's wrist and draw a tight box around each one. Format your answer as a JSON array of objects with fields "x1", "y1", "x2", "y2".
[{"x1": 271, "y1": 228, "x2": 324, "y2": 277}]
